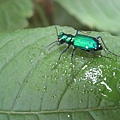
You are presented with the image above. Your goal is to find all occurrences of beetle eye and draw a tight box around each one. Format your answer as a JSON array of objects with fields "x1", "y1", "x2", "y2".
[{"x1": 99, "y1": 44, "x2": 102, "y2": 50}]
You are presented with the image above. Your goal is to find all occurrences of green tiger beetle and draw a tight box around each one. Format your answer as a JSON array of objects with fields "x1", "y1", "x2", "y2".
[{"x1": 44, "y1": 27, "x2": 120, "y2": 65}]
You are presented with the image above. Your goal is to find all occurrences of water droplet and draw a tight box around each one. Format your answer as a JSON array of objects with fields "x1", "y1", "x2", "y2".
[
  {"x1": 65, "y1": 60, "x2": 67, "y2": 63},
  {"x1": 22, "y1": 40, "x2": 24, "y2": 43},
  {"x1": 70, "y1": 86, "x2": 73, "y2": 90},
  {"x1": 101, "y1": 81, "x2": 112, "y2": 92},
  {"x1": 82, "y1": 66, "x2": 103, "y2": 84},
  {"x1": 80, "y1": 100, "x2": 83, "y2": 103},
  {"x1": 113, "y1": 72, "x2": 116, "y2": 76},
  {"x1": 64, "y1": 69, "x2": 67, "y2": 74},
  {"x1": 82, "y1": 65, "x2": 88, "y2": 70},
  {"x1": 78, "y1": 78, "x2": 81, "y2": 82},
  {"x1": 76, "y1": 85, "x2": 79, "y2": 90},
  {"x1": 30, "y1": 59, "x2": 33, "y2": 64},
  {"x1": 63, "y1": 56, "x2": 66, "y2": 59},
  {"x1": 44, "y1": 75, "x2": 47, "y2": 78},
  {"x1": 67, "y1": 114, "x2": 70, "y2": 118},
  {"x1": 101, "y1": 93, "x2": 107, "y2": 97},
  {"x1": 82, "y1": 91, "x2": 85, "y2": 94},
  {"x1": 43, "y1": 86, "x2": 47, "y2": 91},
  {"x1": 104, "y1": 77, "x2": 106, "y2": 81},
  {"x1": 62, "y1": 73, "x2": 65, "y2": 77},
  {"x1": 74, "y1": 78, "x2": 76, "y2": 82},
  {"x1": 83, "y1": 84, "x2": 86, "y2": 88},
  {"x1": 90, "y1": 88, "x2": 93, "y2": 92},
  {"x1": 55, "y1": 68, "x2": 59, "y2": 73},
  {"x1": 99, "y1": 88, "x2": 102, "y2": 91},
  {"x1": 40, "y1": 52, "x2": 44, "y2": 56},
  {"x1": 51, "y1": 77, "x2": 57, "y2": 85},
  {"x1": 52, "y1": 94, "x2": 56, "y2": 98}
]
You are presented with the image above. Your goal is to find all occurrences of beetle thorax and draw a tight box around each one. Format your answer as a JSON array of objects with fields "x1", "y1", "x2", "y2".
[{"x1": 58, "y1": 32, "x2": 74, "y2": 45}]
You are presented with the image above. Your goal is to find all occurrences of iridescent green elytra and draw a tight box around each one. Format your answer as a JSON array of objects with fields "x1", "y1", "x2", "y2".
[{"x1": 44, "y1": 27, "x2": 120, "y2": 62}]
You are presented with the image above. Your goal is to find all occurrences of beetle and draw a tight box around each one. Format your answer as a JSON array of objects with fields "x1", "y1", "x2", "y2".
[{"x1": 44, "y1": 27, "x2": 120, "y2": 64}]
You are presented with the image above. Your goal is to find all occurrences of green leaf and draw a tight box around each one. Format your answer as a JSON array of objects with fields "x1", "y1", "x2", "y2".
[
  {"x1": 0, "y1": 0, "x2": 33, "y2": 33},
  {"x1": 55, "y1": 0, "x2": 120, "y2": 34},
  {"x1": 0, "y1": 26, "x2": 120, "y2": 120}
]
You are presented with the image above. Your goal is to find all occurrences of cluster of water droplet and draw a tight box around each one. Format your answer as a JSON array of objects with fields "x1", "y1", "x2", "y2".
[{"x1": 82, "y1": 65, "x2": 103, "y2": 84}]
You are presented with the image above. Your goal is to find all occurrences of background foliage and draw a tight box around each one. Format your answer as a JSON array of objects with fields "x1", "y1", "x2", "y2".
[{"x1": 0, "y1": 0, "x2": 120, "y2": 34}]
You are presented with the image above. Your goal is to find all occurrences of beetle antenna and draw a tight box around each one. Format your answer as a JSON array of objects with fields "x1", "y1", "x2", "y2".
[
  {"x1": 97, "y1": 36, "x2": 120, "y2": 57},
  {"x1": 55, "y1": 26, "x2": 59, "y2": 37},
  {"x1": 39, "y1": 40, "x2": 57, "y2": 55},
  {"x1": 40, "y1": 27, "x2": 59, "y2": 55},
  {"x1": 43, "y1": 40, "x2": 57, "y2": 50},
  {"x1": 44, "y1": 26, "x2": 59, "y2": 49}
]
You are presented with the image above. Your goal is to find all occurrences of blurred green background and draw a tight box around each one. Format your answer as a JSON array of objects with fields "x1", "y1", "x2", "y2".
[{"x1": 0, "y1": 0, "x2": 120, "y2": 35}]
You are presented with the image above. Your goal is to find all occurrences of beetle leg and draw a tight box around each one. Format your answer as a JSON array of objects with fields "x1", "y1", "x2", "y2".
[
  {"x1": 71, "y1": 48, "x2": 76, "y2": 64},
  {"x1": 87, "y1": 50, "x2": 115, "y2": 60},
  {"x1": 75, "y1": 30, "x2": 79, "y2": 35},
  {"x1": 58, "y1": 44, "x2": 70, "y2": 60},
  {"x1": 97, "y1": 36, "x2": 120, "y2": 57},
  {"x1": 70, "y1": 47, "x2": 76, "y2": 80}
]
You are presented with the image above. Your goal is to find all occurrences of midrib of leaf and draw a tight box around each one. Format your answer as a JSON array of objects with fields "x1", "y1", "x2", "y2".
[{"x1": 0, "y1": 106, "x2": 119, "y2": 115}]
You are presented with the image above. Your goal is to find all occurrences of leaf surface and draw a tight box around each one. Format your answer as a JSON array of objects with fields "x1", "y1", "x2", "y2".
[{"x1": 0, "y1": 26, "x2": 120, "y2": 120}]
